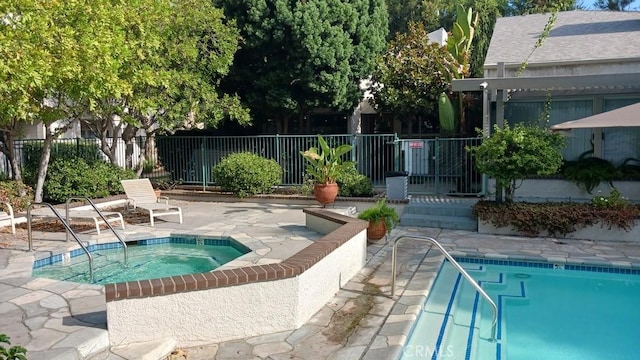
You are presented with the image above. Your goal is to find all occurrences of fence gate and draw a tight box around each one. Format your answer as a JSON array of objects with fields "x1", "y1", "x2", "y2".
[{"x1": 396, "y1": 137, "x2": 483, "y2": 196}]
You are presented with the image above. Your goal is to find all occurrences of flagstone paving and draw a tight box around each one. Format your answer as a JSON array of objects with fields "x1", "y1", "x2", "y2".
[{"x1": 1, "y1": 200, "x2": 640, "y2": 359}]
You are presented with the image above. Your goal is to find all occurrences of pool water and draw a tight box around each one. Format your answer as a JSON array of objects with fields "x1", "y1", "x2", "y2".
[
  {"x1": 32, "y1": 237, "x2": 249, "y2": 285},
  {"x1": 401, "y1": 259, "x2": 640, "y2": 360}
]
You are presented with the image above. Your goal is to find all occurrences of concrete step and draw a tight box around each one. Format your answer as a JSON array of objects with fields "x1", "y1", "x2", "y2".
[
  {"x1": 401, "y1": 214, "x2": 478, "y2": 231},
  {"x1": 27, "y1": 348, "x2": 82, "y2": 360},
  {"x1": 403, "y1": 203, "x2": 474, "y2": 217},
  {"x1": 88, "y1": 338, "x2": 176, "y2": 360}
]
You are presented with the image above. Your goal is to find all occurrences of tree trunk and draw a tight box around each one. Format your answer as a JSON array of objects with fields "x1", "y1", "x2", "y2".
[
  {"x1": 135, "y1": 134, "x2": 150, "y2": 178},
  {"x1": 3, "y1": 133, "x2": 22, "y2": 183},
  {"x1": 34, "y1": 135, "x2": 54, "y2": 203},
  {"x1": 121, "y1": 125, "x2": 137, "y2": 171},
  {"x1": 0, "y1": 121, "x2": 24, "y2": 183}
]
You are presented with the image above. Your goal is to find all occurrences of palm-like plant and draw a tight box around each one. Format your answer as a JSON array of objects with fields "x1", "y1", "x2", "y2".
[{"x1": 300, "y1": 135, "x2": 354, "y2": 184}]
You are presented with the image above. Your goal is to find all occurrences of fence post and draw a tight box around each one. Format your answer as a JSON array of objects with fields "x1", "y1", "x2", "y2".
[
  {"x1": 351, "y1": 134, "x2": 357, "y2": 164},
  {"x1": 201, "y1": 140, "x2": 206, "y2": 191},
  {"x1": 275, "y1": 134, "x2": 283, "y2": 184},
  {"x1": 435, "y1": 138, "x2": 441, "y2": 195},
  {"x1": 393, "y1": 133, "x2": 400, "y2": 172}
]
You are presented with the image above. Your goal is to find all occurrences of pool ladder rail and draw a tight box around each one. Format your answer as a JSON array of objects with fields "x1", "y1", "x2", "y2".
[
  {"x1": 391, "y1": 235, "x2": 498, "y2": 343},
  {"x1": 27, "y1": 198, "x2": 128, "y2": 283}
]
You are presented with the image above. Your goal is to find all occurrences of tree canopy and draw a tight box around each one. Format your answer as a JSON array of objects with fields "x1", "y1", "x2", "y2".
[
  {"x1": 216, "y1": 0, "x2": 388, "y2": 133},
  {"x1": 368, "y1": 23, "x2": 460, "y2": 120},
  {"x1": 0, "y1": 0, "x2": 246, "y2": 200},
  {"x1": 593, "y1": 0, "x2": 636, "y2": 10}
]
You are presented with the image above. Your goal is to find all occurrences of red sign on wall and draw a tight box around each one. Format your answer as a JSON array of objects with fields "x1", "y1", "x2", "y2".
[{"x1": 409, "y1": 141, "x2": 423, "y2": 149}]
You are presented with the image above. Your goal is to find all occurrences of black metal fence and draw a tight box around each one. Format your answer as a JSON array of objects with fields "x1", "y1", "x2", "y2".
[
  {"x1": 2, "y1": 134, "x2": 483, "y2": 195},
  {"x1": 152, "y1": 134, "x2": 397, "y2": 186}
]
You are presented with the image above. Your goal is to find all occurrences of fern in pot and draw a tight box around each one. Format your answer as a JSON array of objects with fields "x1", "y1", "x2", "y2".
[{"x1": 358, "y1": 199, "x2": 400, "y2": 242}]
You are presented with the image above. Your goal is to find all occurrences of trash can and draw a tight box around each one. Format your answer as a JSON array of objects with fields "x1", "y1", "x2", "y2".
[{"x1": 385, "y1": 171, "x2": 408, "y2": 200}]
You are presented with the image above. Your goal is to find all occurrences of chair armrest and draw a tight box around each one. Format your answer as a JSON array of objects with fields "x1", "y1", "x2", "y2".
[
  {"x1": 0, "y1": 202, "x2": 13, "y2": 217},
  {"x1": 126, "y1": 198, "x2": 137, "y2": 209},
  {"x1": 157, "y1": 196, "x2": 170, "y2": 204}
]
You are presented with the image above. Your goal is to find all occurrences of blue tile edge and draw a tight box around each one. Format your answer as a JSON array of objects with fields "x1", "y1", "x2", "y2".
[
  {"x1": 454, "y1": 257, "x2": 640, "y2": 275},
  {"x1": 32, "y1": 235, "x2": 249, "y2": 269}
]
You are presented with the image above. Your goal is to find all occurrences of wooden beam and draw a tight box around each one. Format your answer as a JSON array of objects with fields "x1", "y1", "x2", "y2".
[{"x1": 452, "y1": 73, "x2": 640, "y2": 92}]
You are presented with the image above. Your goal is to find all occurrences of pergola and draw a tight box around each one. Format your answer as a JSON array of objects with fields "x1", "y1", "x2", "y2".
[{"x1": 452, "y1": 72, "x2": 640, "y2": 134}]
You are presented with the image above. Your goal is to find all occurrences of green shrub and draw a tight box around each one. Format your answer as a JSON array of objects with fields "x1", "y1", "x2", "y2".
[
  {"x1": 0, "y1": 181, "x2": 33, "y2": 212},
  {"x1": 467, "y1": 124, "x2": 565, "y2": 202},
  {"x1": 212, "y1": 152, "x2": 282, "y2": 198},
  {"x1": 22, "y1": 141, "x2": 103, "y2": 188},
  {"x1": 336, "y1": 166, "x2": 374, "y2": 197},
  {"x1": 0, "y1": 334, "x2": 27, "y2": 360},
  {"x1": 44, "y1": 158, "x2": 136, "y2": 203}
]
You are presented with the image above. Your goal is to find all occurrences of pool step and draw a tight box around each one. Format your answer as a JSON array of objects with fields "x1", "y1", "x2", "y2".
[
  {"x1": 401, "y1": 201, "x2": 478, "y2": 231},
  {"x1": 88, "y1": 338, "x2": 176, "y2": 360}
]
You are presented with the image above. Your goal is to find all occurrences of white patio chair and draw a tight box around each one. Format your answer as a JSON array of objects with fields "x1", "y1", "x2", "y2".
[
  {"x1": 0, "y1": 202, "x2": 15, "y2": 234},
  {"x1": 120, "y1": 179, "x2": 183, "y2": 226}
]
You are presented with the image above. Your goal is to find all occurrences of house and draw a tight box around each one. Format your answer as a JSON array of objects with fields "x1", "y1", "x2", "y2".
[
  {"x1": 452, "y1": 10, "x2": 640, "y2": 200},
  {"x1": 455, "y1": 10, "x2": 640, "y2": 165}
]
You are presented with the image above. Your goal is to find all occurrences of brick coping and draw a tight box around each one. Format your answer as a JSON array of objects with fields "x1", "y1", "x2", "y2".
[{"x1": 104, "y1": 208, "x2": 368, "y2": 302}]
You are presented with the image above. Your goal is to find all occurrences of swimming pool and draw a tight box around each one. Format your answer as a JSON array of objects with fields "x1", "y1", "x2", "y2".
[
  {"x1": 32, "y1": 236, "x2": 250, "y2": 285},
  {"x1": 401, "y1": 258, "x2": 640, "y2": 360}
]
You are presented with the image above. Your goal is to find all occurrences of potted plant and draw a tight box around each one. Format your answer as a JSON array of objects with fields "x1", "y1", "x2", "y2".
[
  {"x1": 357, "y1": 199, "x2": 400, "y2": 242},
  {"x1": 300, "y1": 134, "x2": 354, "y2": 205}
]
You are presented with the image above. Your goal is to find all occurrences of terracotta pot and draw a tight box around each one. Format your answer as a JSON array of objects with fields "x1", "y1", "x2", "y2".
[
  {"x1": 314, "y1": 183, "x2": 339, "y2": 205},
  {"x1": 366, "y1": 220, "x2": 387, "y2": 242},
  {"x1": 154, "y1": 189, "x2": 162, "y2": 198}
]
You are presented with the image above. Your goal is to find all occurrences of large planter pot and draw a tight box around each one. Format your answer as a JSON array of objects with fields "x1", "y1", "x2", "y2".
[
  {"x1": 314, "y1": 183, "x2": 339, "y2": 205},
  {"x1": 366, "y1": 220, "x2": 387, "y2": 242}
]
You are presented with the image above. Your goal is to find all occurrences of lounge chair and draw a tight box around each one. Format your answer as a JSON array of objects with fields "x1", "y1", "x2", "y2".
[
  {"x1": 120, "y1": 179, "x2": 183, "y2": 226},
  {"x1": 65, "y1": 210, "x2": 125, "y2": 234},
  {"x1": 0, "y1": 202, "x2": 15, "y2": 234}
]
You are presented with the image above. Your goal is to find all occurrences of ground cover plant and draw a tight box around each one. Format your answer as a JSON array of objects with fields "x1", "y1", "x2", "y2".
[
  {"x1": 473, "y1": 189, "x2": 640, "y2": 237},
  {"x1": 0, "y1": 334, "x2": 26, "y2": 360}
]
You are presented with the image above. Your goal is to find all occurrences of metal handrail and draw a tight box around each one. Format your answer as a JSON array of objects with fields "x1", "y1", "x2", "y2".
[
  {"x1": 28, "y1": 202, "x2": 94, "y2": 283},
  {"x1": 66, "y1": 197, "x2": 128, "y2": 265},
  {"x1": 391, "y1": 235, "x2": 497, "y2": 342}
]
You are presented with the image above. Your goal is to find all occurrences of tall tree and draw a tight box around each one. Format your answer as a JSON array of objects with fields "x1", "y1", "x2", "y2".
[
  {"x1": 0, "y1": 0, "x2": 132, "y2": 201},
  {"x1": 506, "y1": 0, "x2": 576, "y2": 15},
  {"x1": 368, "y1": 22, "x2": 461, "y2": 134},
  {"x1": 0, "y1": 1, "x2": 54, "y2": 183},
  {"x1": 78, "y1": 0, "x2": 248, "y2": 173},
  {"x1": 594, "y1": 0, "x2": 635, "y2": 10},
  {"x1": 216, "y1": 0, "x2": 388, "y2": 133},
  {"x1": 1, "y1": 0, "x2": 246, "y2": 201},
  {"x1": 386, "y1": 0, "x2": 426, "y2": 40}
]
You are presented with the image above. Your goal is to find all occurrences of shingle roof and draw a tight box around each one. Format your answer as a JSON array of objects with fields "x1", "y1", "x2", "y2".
[{"x1": 484, "y1": 10, "x2": 640, "y2": 66}]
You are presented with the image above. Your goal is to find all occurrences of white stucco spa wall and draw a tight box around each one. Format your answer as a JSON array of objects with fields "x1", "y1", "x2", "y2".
[
  {"x1": 296, "y1": 230, "x2": 367, "y2": 324},
  {"x1": 106, "y1": 277, "x2": 299, "y2": 346},
  {"x1": 305, "y1": 213, "x2": 343, "y2": 235}
]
